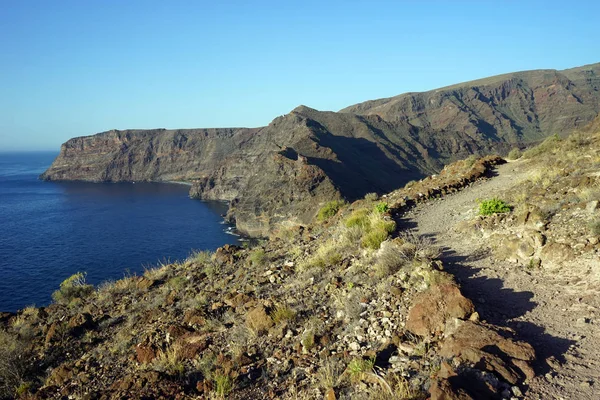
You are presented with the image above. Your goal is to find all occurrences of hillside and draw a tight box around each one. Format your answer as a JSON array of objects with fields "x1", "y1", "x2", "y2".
[
  {"x1": 41, "y1": 63, "x2": 600, "y2": 236},
  {"x1": 4, "y1": 117, "x2": 600, "y2": 399}
]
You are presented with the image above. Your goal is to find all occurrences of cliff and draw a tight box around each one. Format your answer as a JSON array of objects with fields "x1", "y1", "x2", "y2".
[{"x1": 41, "y1": 62, "x2": 600, "y2": 236}]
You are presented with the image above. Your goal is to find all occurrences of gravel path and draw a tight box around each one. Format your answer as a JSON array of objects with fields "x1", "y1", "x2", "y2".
[{"x1": 400, "y1": 161, "x2": 600, "y2": 400}]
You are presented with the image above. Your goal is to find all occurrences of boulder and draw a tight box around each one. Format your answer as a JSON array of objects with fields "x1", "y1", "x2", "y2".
[
  {"x1": 406, "y1": 283, "x2": 474, "y2": 337},
  {"x1": 439, "y1": 321, "x2": 535, "y2": 384},
  {"x1": 246, "y1": 305, "x2": 274, "y2": 335}
]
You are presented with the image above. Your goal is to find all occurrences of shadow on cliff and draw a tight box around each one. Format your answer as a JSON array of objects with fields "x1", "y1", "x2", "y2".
[{"x1": 305, "y1": 134, "x2": 424, "y2": 200}]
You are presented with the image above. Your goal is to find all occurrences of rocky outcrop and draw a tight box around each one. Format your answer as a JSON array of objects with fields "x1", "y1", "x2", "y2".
[{"x1": 41, "y1": 63, "x2": 600, "y2": 236}]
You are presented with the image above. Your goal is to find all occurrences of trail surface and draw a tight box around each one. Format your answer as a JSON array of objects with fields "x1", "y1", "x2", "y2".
[{"x1": 401, "y1": 161, "x2": 600, "y2": 400}]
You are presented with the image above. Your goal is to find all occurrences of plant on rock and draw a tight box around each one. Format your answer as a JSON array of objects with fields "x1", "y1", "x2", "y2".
[{"x1": 52, "y1": 272, "x2": 94, "y2": 304}]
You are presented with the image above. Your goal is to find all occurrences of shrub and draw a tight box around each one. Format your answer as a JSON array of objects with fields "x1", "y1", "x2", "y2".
[
  {"x1": 362, "y1": 229, "x2": 390, "y2": 250},
  {"x1": 190, "y1": 250, "x2": 212, "y2": 265},
  {"x1": 507, "y1": 148, "x2": 522, "y2": 160},
  {"x1": 270, "y1": 305, "x2": 296, "y2": 324},
  {"x1": 248, "y1": 249, "x2": 267, "y2": 267},
  {"x1": 346, "y1": 357, "x2": 375, "y2": 382},
  {"x1": 317, "y1": 200, "x2": 346, "y2": 221},
  {"x1": 364, "y1": 192, "x2": 379, "y2": 201},
  {"x1": 478, "y1": 198, "x2": 512, "y2": 216},
  {"x1": 374, "y1": 202, "x2": 389, "y2": 214},
  {"x1": 345, "y1": 209, "x2": 370, "y2": 229},
  {"x1": 464, "y1": 155, "x2": 478, "y2": 168},
  {"x1": 213, "y1": 372, "x2": 234, "y2": 397},
  {"x1": 52, "y1": 272, "x2": 94, "y2": 304},
  {"x1": 0, "y1": 331, "x2": 31, "y2": 398}
]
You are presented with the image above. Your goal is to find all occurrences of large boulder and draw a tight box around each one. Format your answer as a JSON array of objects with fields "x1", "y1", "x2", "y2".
[{"x1": 406, "y1": 283, "x2": 475, "y2": 337}]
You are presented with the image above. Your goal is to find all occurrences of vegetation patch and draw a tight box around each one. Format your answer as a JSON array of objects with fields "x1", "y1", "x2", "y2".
[
  {"x1": 374, "y1": 202, "x2": 389, "y2": 214},
  {"x1": 52, "y1": 272, "x2": 94, "y2": 305},
  {"x1": 317, "y1": 200, "x2": 346, "y2": 221},
  {"x1": 478, "y1": 198, "x2": 512, "y2": 216}
]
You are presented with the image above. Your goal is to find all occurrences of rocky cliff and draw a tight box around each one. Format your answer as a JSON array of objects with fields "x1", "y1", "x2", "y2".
[{"x1": 41, "y1": 62, "x2": 600, "y2": 236}]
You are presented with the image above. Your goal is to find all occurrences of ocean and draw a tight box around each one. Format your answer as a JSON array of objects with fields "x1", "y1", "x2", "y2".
[{"x1": 0, "y1": 152, "x2": 240, "y2": 312}]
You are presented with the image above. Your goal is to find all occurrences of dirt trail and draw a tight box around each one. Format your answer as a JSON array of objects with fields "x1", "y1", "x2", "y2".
[{"x1": 400, "y1": 161, "x2": 600, "y2": 400}]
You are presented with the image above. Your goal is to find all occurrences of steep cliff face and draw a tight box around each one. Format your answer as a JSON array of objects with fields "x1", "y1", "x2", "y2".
[{"x1": 41, "y1": 63, "x2": 600, "y2": 236}]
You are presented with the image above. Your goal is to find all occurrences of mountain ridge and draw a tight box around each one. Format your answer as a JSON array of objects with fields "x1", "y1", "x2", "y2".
[{"x1": 41, "y1": 62, "x2": 600, "y2": 236}]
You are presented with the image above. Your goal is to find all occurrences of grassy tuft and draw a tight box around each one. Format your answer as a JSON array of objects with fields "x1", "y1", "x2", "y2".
[
  {"x1": 52, "y1": 272, "x2": 94, "y2": 304},
  {"x1": 317, "y1": 200, "x2": 346, "y2": 221}
]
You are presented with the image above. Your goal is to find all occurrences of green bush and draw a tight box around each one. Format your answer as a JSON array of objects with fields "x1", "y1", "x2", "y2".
[
  {"x1": 52, "y1": 272, "x2": 94, "y2": 304},
  {"x1": 317, "y1": 200, "x2": 346, "y2": 221},
  {"x1": 213, "y1": 372, "x2": 234, "y2": 397},
  {"x1": 374, "y1": 202, "x2": 389, "y2": 214},
  {"x1": 478, "y1": 198, "x2": 512, "y2": 216},
  {"x1": 345, "y1": 209, "x2": 370, "y2": 229},
  {"x1": 507, "y1": 148, "x2": 522, "y2": 160},
  {"x1": 248, "y1": 248, "x2": 267, "y2": 267}
]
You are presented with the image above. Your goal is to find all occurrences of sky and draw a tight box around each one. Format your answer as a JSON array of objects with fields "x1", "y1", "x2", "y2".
[{"x1": 1, "y1": 1, "x2": 599, "y2": 151}]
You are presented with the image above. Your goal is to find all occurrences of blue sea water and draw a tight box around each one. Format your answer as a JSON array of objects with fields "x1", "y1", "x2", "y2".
[{"x1": 0, "y1": 152, "x2": 240, "y2": 312}]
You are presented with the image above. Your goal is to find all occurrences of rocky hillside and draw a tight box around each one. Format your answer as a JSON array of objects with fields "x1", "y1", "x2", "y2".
[
  {"x1": 1, "y1": 155, "x2": 537, "y2": 400},
  {"x1": 41, "y1": 63, "x2": 600, "y2": 236},
  {"x1": 5, "y1": 118, "x2": 600, "y2": 398}
]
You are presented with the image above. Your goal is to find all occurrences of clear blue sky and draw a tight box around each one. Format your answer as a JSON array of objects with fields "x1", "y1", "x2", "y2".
[{"x1": 1, "y1": 0, "x2": 599, "y2": 151}]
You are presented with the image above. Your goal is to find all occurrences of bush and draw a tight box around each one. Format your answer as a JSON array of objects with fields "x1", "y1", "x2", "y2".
[
  {"x1": 374, "y1": 202, "x2": 389, "y2": 214},
  {"x1": 345, "y1": 209, "x2": 370, "y2": 229},
  {"x1": 364, "y1": 192, "x2": 379, "y2": 201},
  {"x1": 52, "y1": 272, "x2": 94, "y2": 304},
  {"x1": 213, "y1": 372, "x2": 234, "y2": 397},
  {"x1": 507, "y1": 148, "x2": 522, "y2": 160},
  {"x1": 478, "y1": 198, "x2": 512, "y2": 216},
  {"x1": 0, "y1": 331, "x2": 31, "y2": 398},
  {"x1": 248, "y1": 249, "x2": 267, "y2": 267},
  {"x1": 271, "y1": 305, "x2": 296, "y2": 324},
  {"x1": 317, "y1": 200, "x2": 346, "y2": 221}
]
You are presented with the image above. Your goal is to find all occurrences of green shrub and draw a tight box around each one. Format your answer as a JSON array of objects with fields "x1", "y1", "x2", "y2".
[
  {"x1": 213, "y1": 372, "x2": 234, "y2": 397},
  {"x1": 52, "y1": 272, "x2": 94, "y2": 304},
  {"x1": 374, "y1": 202, "x2": 389, "y2": 214},
  {"x1": 507, "y1": 148, "x2": 522, "y2": 160},
  {"x1": 464, "y1": 155, "x2": 478, "y2": 168},
  {"x1": 478, "y1": 198, "x2": 512, "y2": 216},
  {"x1": 271, "y1": 305, "x2": 296, "y2": 324},
  {"x1": 345, "y1": 209, "x2": 370, "y2": 229},
  {"x1": 346, "y1": 357, "x2": 375, "y2": 382},
  {"x1": 317, "y1": 200, "x2": 346, "y2": 221},
  {"x1": 248, "y1": 249, "x2": 267, "y2": 267}
]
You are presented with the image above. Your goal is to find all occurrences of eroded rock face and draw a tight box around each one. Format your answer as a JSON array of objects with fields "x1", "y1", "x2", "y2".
[{"x1": 41, "y1": 63, "x2": 600, "y2": 236}]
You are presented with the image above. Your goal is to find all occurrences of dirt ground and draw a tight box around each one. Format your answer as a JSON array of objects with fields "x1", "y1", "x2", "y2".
[{"x1": 400, "y1": 161, "x2": 600, "y2": 400}]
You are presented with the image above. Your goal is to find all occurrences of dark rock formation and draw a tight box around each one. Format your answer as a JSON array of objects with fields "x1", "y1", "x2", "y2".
[{"x1": 41, "y1": 63, "x2": 600, "y2": 236}]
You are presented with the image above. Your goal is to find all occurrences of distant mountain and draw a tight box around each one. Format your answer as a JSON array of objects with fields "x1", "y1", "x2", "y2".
[{"x1": 41, "y1": 62, "x2": 600, "y2": 236}]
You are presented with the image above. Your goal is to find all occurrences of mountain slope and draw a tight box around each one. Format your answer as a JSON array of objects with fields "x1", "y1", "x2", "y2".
[{"x1": 41, "y1": 62, "x2": 600, "y2": 236}]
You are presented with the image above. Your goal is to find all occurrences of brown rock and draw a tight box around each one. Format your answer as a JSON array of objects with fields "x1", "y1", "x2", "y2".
[
  {"x1": 67, "y1": 313, "x2": 95, "y2": 335},
  {"x1": 325, "y1": 387, "x2": 336, "y2": 400},
  {"x1": 178, "y1": 334, "x2": 210, "y2": 359},
  {"x1": 45, "y1": 322, "x2": 58, "y2": 346},
  {"x1": 246, "y1": 305, "x2": 274, "y2": 335},
  {"x1": 136, "y1": 344, "x2": 157, "y2": 364},
  {"x1": 136, "y1": 277, "x2": 158, "y2": 290},
  {"x1": 183, "y1": 309, "x2": 205, "y2": 327},
  {"x1": 47, "y1": 365, "x2": 73, "y2": 386},
  {"x1": 440, "y1": 321, "x2": 535, "y2": 384},
  {"x1": 406, "y1": 283, "x2": 475, "y2": 337}
]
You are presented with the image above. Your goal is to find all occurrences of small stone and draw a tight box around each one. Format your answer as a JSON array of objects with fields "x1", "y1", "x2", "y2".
[
  {"x1": 586, "y1": 200, "x2": 599, "y2": 213},
  {"x1": 349, "y1": 342, "x2": 360, "y2": 351},
  {"x1": 512, "y1": 386, "x2": 523, "y2": 396}
]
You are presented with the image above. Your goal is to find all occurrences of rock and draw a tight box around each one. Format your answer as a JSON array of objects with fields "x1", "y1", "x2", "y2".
[
  {"x1": 183, "y1": 309, "x2": 206, "y2": 327},
  {"x1": 213, "y1": 244, "x2": 241, "y2": 265},
  {"x1": 45, "y1": 322, "x2": 58, "y2": 346},
  {"x1": 586, "y1": 200, "x2": 599, "y2": 213},
  {"x1": 406, "y1": 283, "x2": 475, "y2": 337},
  {"x1": 246, "y1": 305, "x2": 274, "y2": 335},
  {"x1": 325, "y1": 387, "x2": 336, "y2": 400},
  {"x1": 541, "y1": 242, "x2": 575, "y2": 265},
  {"x1": 67, "y1": 313, "x2": 95, "y2": 336},
  {"x1": 135, "y1": 344, "x2": 157, "y2": 364},
  {"x1": 440, "y1": 321, "x2": 535, "y2": 384},
  {"x1": 47, "y1": 365, "x2": 73, "y2": 386},
  {"x1": 136, "y1": 277, "x2": 157, "y2": 290},
  {"x1": 178, "y1": 334, "x2": 210, "y2": 359}
]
